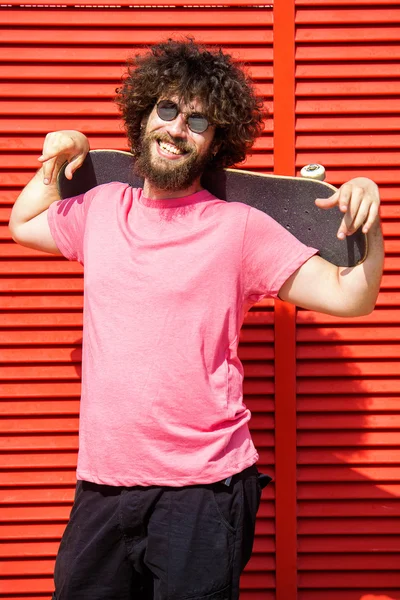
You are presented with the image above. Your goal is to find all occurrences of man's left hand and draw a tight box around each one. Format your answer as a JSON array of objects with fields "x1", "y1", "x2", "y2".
[{"x1": 315, "y1": 177, "x2": 380, "y2": 239}]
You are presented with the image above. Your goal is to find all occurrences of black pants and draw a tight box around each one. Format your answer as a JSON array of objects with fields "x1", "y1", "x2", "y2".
[{"x1": 53, "y1": 465, "x2": 271, "y2": 600}]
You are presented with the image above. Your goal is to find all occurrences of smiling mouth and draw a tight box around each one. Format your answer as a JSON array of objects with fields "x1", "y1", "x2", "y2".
[{"x1": 157, "y1": 139, "x2": 187, "y2": 157}]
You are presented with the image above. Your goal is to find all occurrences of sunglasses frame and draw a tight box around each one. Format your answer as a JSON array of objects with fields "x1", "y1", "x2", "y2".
[{"x1": 156, "y1": 100, "x2": 210, "y2": 134}]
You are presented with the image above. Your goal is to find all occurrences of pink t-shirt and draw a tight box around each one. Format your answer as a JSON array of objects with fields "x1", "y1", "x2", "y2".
[{"x1": 48, "y1": 182, "x2": 317, "y2": 486}]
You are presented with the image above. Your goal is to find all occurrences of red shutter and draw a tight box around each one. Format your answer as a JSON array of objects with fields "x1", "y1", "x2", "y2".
[
  {"x1": 295, "y1": 2, "x2": 400, "y2": 598},
  {"x1": 0, "y1": 4, "x2": 274, "y2": 598},
  {"x1": 2, "y1": 1, "x2": 400, "y2": 599}
]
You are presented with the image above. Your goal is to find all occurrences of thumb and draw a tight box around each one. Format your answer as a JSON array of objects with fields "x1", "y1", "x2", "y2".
[
  {"x1": 315, "y1": 191, "x2": 339, "y2": 210},
  {"x1": 64, "y1": 154, "x2": 85, "y2": 180}
]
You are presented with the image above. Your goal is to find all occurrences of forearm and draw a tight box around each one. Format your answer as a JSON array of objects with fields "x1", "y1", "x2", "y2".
[
  {"x1": 336, "y1": 219, "x2": 384, "y2": 315},
  {"x1": 9, "y1": 160, "x2": 63, "y2": 235}
]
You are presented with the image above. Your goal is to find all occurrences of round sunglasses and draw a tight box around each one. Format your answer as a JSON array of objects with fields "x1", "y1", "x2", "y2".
[{"x1": 156, "y1": 100, "x2": 210, "y2": 134}]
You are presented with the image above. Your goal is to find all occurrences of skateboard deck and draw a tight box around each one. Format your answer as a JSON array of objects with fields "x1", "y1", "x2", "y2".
[{"x1": 57, "y1": 150, "x2": 367, "y2": 267}]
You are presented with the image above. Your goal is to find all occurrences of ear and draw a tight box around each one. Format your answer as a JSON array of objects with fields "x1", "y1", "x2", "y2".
[{"x1": 212, "y1": 141, "x2": 221, "y2": 157}]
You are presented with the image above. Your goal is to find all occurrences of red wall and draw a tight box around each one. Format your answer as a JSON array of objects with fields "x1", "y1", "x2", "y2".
[{"x1": 0, "y1": 1, "x2": 399, "y2": 598}]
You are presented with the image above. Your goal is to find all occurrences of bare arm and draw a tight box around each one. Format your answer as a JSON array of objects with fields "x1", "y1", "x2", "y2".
[
  {"x1": 9, "y1": 131, "x2": 89, "y2": 254},
  {"x1": 279, "y1": 178, "x2": 384, "y2": 317}
]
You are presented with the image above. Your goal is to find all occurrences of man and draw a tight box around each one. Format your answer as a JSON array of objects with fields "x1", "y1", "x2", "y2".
[{"x1": 9, "y1": 39, "x2": 383, "y2": 600}]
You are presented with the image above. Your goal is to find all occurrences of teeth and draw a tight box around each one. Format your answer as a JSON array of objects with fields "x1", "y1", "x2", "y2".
[{"x1": 159, "y1": 141, "x2": 183, "y2": 155}]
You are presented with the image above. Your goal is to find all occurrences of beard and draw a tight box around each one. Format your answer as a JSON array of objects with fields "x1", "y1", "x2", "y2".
[{"x1": 135, "y1": 130, "x2": 214, "y2": 192}]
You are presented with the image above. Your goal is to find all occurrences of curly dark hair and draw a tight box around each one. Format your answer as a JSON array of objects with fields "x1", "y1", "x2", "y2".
[{"x1": 115, "y1": 38, "x2": 265, "y2": 169}]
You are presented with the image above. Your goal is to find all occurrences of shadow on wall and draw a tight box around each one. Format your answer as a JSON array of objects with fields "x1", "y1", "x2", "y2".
[{"x1": 295, "y1": 306, "x2": 400, "y2": 600}]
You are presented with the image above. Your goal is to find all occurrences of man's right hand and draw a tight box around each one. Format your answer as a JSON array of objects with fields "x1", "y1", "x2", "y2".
[
  {"x1": 9, "y1": 130, "x2": 89, "y2": 254},
  {"x1": 38, "y1": 130, "x2": 90, "y2": 185}
]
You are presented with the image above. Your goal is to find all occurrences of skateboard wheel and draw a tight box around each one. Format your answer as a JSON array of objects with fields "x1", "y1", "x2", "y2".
[{"x1": 300, "y1": 164, "x2": 326, "y2": 181}]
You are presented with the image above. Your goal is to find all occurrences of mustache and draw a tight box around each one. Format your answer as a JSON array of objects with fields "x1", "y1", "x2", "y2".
[{"x1": 147, "y1": 131, "x2": 193, "y2": 154}]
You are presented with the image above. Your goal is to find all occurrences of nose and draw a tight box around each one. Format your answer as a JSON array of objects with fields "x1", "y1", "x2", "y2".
[{"x1": 164, "y1": 113, "x2": 188, "y2": 138}]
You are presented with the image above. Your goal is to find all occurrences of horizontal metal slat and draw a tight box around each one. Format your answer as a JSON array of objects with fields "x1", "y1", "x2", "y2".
[
  {"x1": 0, "y1": 365, "x2": 81, "y2": 380},
  {"x1": 0, "y1": 578, "x2": 54, "y2": 595},
  {"x1": 0, "y1": 487, "x2": 75, "y2": 505},
  {"x1": 297, "y1": 379, "x2": 400, "y2": 395},
  {"x1": 0, "y1": 0, "x2": 274, "y2": 4},
  {"x1": 0, "y1": 8, "x2": 273, "y2": 27},
  {"x1": 1, "y1": 28, "x2": 273, "y2": 45},
  {"x1": 296, "y1": 98, "x2": 400, "y2": 114},
  {"x1": 0, "y1": 400, "x2": 80, "y2": 415},
  {"x1": 0, "y1": 417, "x2": 79, "y2": 433},
  {"x1": 297, "y1": 466, "x2": 400, "y2": 482},
  {"x1": 297, "y1": 327, "x2": 400, "y2": 343},
  {"x1": 0, "y1": 100, "x2": 120, "y2": 116},
  {"x1": 297, "y1": 396, "x2": 400, "y2": 412},
  {"x1": 298, "y1": 592, "x2": 400, "y2": 600},
  {"x1": 297, "y1": 362, "x2": 400, "y2": 377},
  {"x1": 0, "y1": 471, "x2": 76, "y2": 487},
  {"x1": 296, "y1": 44, "x2": 400, "y2": 61},
  {"x1": 297, "y1": 132, "x2": 400, "y2": 150},
  {"x1": 0, "y1": 261, "x2": 83, "y2": 275},
  {"x1": 1, "y1": 294, "x2": 84, "y2": 309},
  {"x1": 298, "y1": 570, "x2": 400, "y2": 588},
  {"x1": 0, "y1": 311, "x2": 83, "y2": 326},
  {"x1": 298, "y1": 499, "x2": 400, "y2": 517},
  {"x1": 1, "y1": 331, "x2": 81, "y2": 345},
  {"x1": 0, "y1": 452, "x2": 77, "y2": 469},
  {"x1": 298, "y1": 517, "x2": 400, "y2": 534},
  {"x1": 0, "y1": 381, "x2": 81, "y2": 397},
  {"x1": 297, "y1": 310, "x2": 400, "y2": 325},
  {"x1": 296, "y1": 115, "x2": 400, "y2": 132},
  {"x1": 0, "y1": 558, "x2": 55, "y2": 577},
  {"x1": 296, "y1": 0, "x2": 400, "y2": 5},
  {"x1": 298, "y1": 552, "x2": 400, "y2": 571},
  {"x1": 0, "y1": 541, "x2": 59, "y2": 558},
  {"x1": 298, "y1": 535, "x2": 400, "y2": 552},
  {"x1": 0, "y1": 45, "x2": 274, "y2": 63},
  {"x1": 297, "y1": 413, "x2": 400, "y2": 429},
  {"x1": 296, "y1": 63, "x2": 400, "y2": 79},
  {"x1": 296, "y1": 26, "x2": 400, "y2": 43},
  {"x1": 298, "y1": 431, "x2": 400, "y2": 447},
  {"x1": 297, "y1": 81, "x2": 400, "y2": 96},
  {"x1": 298, "y1": 483, "x2": 400, "y2": 500},
  {"x1": 296, "y1": 8, "x2": 400, "y2": 25},
  {"x1": 297, "y1": 344, "x2": 400, "y2": 359},
  {"x1": 298, "y1": 448, "x2": 400, "y2": 465},
  {"x1": 0, "y1": 278, "x2": 84, "y2": 293}
]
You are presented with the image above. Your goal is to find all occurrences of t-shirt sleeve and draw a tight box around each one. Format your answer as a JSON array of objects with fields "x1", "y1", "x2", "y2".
[
  {"x1": 47, "y1": 190, "x2": 93, "y2": 264},
  {"x1": 242, "y1": 206, "x2": 319, "y2": 301}
]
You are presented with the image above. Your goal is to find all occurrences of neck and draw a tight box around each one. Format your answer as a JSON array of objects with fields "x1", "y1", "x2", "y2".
[{"x1": 142, "y1": 177, "x2": 203, "y2": 201}]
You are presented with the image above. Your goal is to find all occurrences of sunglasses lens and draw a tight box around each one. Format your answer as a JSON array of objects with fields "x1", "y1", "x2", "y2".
[
  {"x1": 156, "y1": 101, "x2": 209, "y2": 133},
  {"x1": 157, "y1": 101, "x2": 178, "y2": 121},
  {"x1": 187, "y1": 114, "x2": 209, "y2": 134}
]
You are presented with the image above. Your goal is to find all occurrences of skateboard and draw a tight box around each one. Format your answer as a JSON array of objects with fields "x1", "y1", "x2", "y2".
[{"x1": 57, "y1": 150, "x2": 367, "y2": 267}]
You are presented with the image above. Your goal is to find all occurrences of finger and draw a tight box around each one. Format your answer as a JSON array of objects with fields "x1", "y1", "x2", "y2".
[
  {"x1": 336, "y1": 186, "x2": 364, "y2": 238},
  {"x1": 337, "y1": 183, "x2": 353, "y2": 213},
  {"x1": 315, "y1": 190, "x2": 340, "y2": 209},
  {"x1": 38, "y1": 149, "x2": 65, "y2": 163},
  {"x1": 348, "y1": 199, "x2": 371, "y2": 234},
  {"x1": 41, "y1": 156, "x2": 58, "y2": 185},
  {"x1": 362, "y1": 202, "x2": 379, "y2": 233},
  {"x1": 64, "y1": 154, "x2": 85, "y2": 180}
]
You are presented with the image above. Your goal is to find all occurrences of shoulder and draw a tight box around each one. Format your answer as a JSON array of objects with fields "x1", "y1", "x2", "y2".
[{"x1": 85, "y1": 181, "x2": 138, "y2": 200}]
